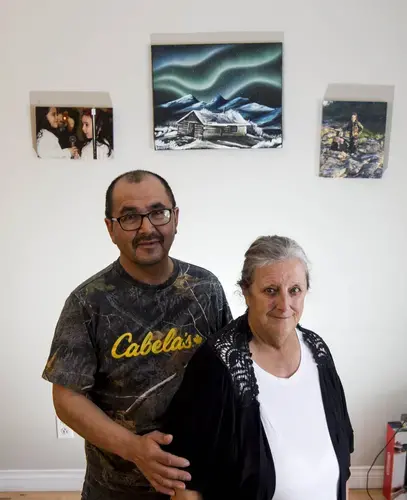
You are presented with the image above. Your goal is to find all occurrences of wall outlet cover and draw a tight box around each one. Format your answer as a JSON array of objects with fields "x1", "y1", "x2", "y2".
[{"x1": 56, "y1": 416, "x2": 74, "y2": 439}]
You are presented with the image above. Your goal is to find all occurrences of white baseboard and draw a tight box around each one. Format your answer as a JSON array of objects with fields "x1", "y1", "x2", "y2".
[
  {"x1": 0, "y1": 466, "x2": 384, "y2": 492},
  {"x1": 0, "y1": 469, "x2": 85, "y2": 492},
  {"x1": 349, "y1": 466, "x2": 384, "y2": 490}
]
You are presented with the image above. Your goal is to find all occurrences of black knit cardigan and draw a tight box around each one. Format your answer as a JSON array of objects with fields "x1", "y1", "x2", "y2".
[{"x1": 162, "y1": 313, "x2": 354, "y2": 500}]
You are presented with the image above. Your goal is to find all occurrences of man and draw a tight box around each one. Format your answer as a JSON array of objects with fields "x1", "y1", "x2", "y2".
[{"x1": 42, "y1": 170, "x2": 232, "y2": 499}]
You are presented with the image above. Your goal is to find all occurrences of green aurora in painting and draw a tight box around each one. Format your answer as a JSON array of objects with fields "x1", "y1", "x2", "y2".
[{"x1": 151, "y1": 42, "x2": 283, "y2": 150}]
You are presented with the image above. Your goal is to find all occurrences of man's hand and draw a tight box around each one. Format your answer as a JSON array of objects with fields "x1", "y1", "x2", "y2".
[
  {"x1": 131, "y1": 430, "x2": 191, "y2": 496},
  {"x1": 52, "y1": 386, "x2": 190, "y2": 496}
]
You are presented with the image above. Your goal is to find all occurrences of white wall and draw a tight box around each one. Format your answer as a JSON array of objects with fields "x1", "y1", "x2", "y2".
[{"x1": 1, "y1": 0, "x2": 407, "y2": 475}]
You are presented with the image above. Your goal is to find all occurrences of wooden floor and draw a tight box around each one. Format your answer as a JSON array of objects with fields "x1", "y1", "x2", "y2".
[{"x1": 0, "y1": 491, "x2": 386, "y2": 499}]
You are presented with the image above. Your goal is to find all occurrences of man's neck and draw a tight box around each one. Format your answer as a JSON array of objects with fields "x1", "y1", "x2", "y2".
[{"x1": 119, "y1": 255, "x2": 174, "y2": 285}]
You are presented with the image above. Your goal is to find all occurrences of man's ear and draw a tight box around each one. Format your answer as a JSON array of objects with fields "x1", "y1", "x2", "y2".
[
  {"x1": 173, "y1": 207, "x2": 179, "y2": 234},
  {"x1": 104, "y1": 218, "x2": 116, "y2": 244}
]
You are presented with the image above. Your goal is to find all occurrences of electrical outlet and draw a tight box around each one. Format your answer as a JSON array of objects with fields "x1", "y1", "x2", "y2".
[{"x1": 56, "y1": 416, "x2": 74, "y2": 439}]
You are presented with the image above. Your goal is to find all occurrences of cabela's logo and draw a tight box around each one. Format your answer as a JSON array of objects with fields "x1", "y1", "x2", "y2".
[{"x1": 111, "y1": 329, "x2": 203, "y2": 359}]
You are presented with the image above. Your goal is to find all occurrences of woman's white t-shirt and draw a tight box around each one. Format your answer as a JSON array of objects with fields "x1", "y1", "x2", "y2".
[
  {"x1": 36, "y1": 129, "x2": 72, "y2": 159},
  {"x1": 253, "y1": 330, "x2": 339, "y2": 500},
  {"x1": 81, "y1": 142, "x2": 113, "y2": 160}
]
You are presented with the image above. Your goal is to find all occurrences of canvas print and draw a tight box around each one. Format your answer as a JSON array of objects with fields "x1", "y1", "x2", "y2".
[
  {"x1": 151, "y1": 42, "x2": 283, "y2": 150},
  {"x1": 320, "y1": 100, "x2": 387, "y2": 178},
  {"x1": 35, "y1": 106, "x2": 114, "y2": 159}
]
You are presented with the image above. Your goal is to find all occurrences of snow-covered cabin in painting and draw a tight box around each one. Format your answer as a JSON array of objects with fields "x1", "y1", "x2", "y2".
[{"x1": 177, "y1": 109, "x2": 249, "y2": 139}]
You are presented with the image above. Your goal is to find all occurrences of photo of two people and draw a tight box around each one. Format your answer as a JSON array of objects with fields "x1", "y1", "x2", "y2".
[{"x1": 35, "y1": 106, "x2": 114, "y2": 160}]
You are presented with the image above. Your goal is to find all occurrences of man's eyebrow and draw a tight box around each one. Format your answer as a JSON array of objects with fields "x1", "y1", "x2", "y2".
[
  {"x1": 118, "y1": 202, "x2": 167, "y2": 215},
  {"x1": 119, "y1": 205, "x2": 140, "y2": 215},
  {"x1": 148, "y1": 202, "x2": 167, "y2": 210}
]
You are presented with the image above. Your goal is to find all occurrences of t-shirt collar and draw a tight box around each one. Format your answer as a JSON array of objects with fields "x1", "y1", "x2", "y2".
[{"x1": 113, "y1": 257, "x2": 180, "y2": 290}]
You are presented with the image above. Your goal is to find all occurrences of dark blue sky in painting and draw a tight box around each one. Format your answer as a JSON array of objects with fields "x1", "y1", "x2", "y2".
[{"x1": 151, "y1": 43, "x2": 282, "y2": 109}]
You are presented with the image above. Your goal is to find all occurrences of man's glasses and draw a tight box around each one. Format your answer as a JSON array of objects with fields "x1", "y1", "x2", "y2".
[{"x1": 110, "y1": 209, "x2": 173, "y2": 231}]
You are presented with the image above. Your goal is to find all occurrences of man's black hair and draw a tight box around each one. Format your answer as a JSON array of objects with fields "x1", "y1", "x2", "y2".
[{"x1": 105, "y1": 170, "x2": 176, "y2": 218}]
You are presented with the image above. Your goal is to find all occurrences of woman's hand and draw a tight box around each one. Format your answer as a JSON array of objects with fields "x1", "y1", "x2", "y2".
[{"x1": 70, "y1": 146, "x2": 79, "y2": 159}]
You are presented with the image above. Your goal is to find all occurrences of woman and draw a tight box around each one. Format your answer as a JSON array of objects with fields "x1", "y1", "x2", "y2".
[
  {"x1": 344, "y1": 112, "x2": 364, "y2": 154},
  {"x1": 162, "y1": 235, "x2": 353, "y2": 500},
  {"x1": 36, "y1": 107, "x2": 78, "y2": 159},
  {"x1": 80, "y1": 108, "x2": 114, "y2": 160},
  {"x1": 56, "y1": 109, "x2": 81, "y2": 150}
]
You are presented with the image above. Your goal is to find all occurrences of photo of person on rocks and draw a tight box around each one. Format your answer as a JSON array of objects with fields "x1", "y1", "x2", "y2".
[
  {"x1": 320, "y1": 100, "x2": 387, "y2": 179},
  {"x1": 343, "y1": 112, "x2": 364, "y2": 154}
]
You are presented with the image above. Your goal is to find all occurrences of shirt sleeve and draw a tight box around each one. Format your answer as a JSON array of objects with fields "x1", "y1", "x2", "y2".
[
  {"x1": 80, "y1": 143, "x2": 112, "y2": 160},
  {"x1": 37, "y1": 130, "x2": 71, "y2": 159},
  {"x1": 96, "y1": 144, "x2": 112, "y2": 160},
  {"x1": 215, "y1": 281, "x2": 233, "y2": 331},
  {"x1": 161, "y1": 344, "x2": 236, "y2": 495},
  {"x1": 42, "y1": 293, "x2": 97, "y2": 393}
]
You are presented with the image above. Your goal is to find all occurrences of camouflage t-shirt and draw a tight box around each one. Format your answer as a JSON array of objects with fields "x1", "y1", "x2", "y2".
[{"x1": 42, "y1": 258, "x2": 232, "y2": 495}]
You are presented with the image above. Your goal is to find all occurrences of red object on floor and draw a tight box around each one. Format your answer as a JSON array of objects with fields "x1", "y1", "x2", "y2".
[{"x1": 383, "y1": 421, "x2": 407, "y2": 500}]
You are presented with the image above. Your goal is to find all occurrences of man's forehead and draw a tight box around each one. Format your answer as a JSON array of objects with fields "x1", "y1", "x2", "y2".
[{"x1": 112, "y1": 177, "x2": 171, "y2": 209}]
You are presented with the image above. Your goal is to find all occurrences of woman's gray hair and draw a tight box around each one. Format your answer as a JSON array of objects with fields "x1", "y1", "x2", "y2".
[{"x1": 238, "y1": 235, "x2": 310, "y2": 291}]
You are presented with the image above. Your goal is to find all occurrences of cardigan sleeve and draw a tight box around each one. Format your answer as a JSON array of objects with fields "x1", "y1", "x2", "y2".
[
  {"x1": 336, "y1": 367, "x2": 354, "y2": 455},
  {"x1": 161, "y1": 343, "x2": 237, "y2": 494},
  {"x1": 298, "y1": 324, "x2": 354, "y2": 475},
  {"x1": 323, "y1": 343, "x2": 354, "y2": 456},
  {"x1": 323, "y1": 342, "x2": 355, "y2": 477}
]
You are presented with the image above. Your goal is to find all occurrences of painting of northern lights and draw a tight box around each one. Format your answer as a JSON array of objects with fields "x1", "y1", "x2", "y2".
[{"x1": 151, "y1": 42, "x2": 283, "y2": 150}]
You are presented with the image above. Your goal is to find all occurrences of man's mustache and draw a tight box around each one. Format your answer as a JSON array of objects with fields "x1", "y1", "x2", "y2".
[{"x1": 132, "y1": 232, "x2": 164, "y2": 248}]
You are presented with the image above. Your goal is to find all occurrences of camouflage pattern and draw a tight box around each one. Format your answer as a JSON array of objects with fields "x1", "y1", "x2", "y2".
[{"x1": 43, "y1": 258, "x2": 232, "y2": 496}]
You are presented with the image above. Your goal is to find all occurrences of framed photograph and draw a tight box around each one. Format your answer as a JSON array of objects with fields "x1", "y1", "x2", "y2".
[
  {"x1": 35, "y1": 106, "x2": 114, "y2": 160},
  {"x1": 151, "y1": 42, "x2": 283, "y2": 151},
  {"x1": 320, "y1": 100, "x2": 387, "y2": 178}
]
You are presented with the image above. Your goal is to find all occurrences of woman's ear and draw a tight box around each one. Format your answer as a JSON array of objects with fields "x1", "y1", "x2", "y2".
[{"x1": 242, "y1": 287, "x2": 250, "y2": 308}]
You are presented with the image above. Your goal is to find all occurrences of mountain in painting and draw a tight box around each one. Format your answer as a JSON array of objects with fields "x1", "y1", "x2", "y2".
[{"x1": 155, "y1": 93, "x2": 282, "y2": 132}]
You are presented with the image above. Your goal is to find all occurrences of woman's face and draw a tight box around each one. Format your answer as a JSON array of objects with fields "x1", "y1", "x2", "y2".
[
  {"x1": 244, "y1": 258, "x2": 308, "y2": 342},
  {"x1": 46, "y1": 107, "x2": 58, "y2": 128},
  {"x1": 82, "y1": 115, "x2": 93, "y2": 139}
]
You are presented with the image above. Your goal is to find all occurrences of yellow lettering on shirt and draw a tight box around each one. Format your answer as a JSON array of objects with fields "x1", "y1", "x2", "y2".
[
  {"x1": 111, "y1": 333, "x2": 132, "y2": 359},
  {"x1": 126, "y1": 343, "x2": 140, "y2": 357},
  {"x1": 183, "y1": 335, "x2": 192, "y2": 349},
  {"x1": 152, "y1": 339, "x2": 163, "y2": 354},
  {"x1": 140, "y1": 332, "x2": 153, "y2": 356},
  {"x1": 163, "y1": 328, "x2": 177, "y2": 352},
  {"x1": 111, "y1": 329, "x2": 203, "y2": 359},
  {"x1": 170, "y1": 336, "x2": 183, "y2": 352}
]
